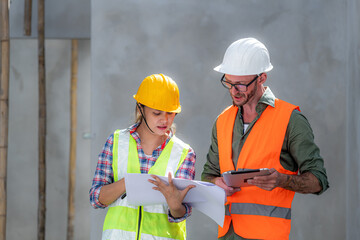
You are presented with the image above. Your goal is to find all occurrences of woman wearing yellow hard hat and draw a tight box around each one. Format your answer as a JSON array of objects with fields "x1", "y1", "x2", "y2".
[{"x1": 90, "y1": 74, "x2": 196, "y2": 240}]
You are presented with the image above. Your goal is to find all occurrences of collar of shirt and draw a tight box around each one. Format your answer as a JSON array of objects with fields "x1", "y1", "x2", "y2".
[
  {"x1": 258, "y1": 86, "x2": 275, "y2": 107},
  {"x1": 254, "y1": 86, "x2": 276, "y2": 114}
]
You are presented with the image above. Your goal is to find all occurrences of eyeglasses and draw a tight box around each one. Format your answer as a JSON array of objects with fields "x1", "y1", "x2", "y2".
[{"x1": 220, "y1": 74, "x2": 259, "y2": 92}]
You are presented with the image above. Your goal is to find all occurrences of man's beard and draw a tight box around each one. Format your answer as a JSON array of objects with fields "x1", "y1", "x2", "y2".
[{"x1": 232, "y1": 82, "x2": 257, "y2": 107}]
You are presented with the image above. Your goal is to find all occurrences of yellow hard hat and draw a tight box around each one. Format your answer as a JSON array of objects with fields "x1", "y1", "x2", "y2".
[{"x1": 133, "y1": 74, "x2": 181, "y2": 113}]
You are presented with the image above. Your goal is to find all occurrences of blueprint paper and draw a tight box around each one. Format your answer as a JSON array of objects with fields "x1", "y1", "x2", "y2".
[{"x1": 124, "y1": 173, "x2": 225, "y2": 226}]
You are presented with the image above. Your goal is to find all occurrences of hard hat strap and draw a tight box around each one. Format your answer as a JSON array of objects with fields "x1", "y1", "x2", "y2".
[{"x1": 137, "y1": 103, "x2": 155, "y2": 134}]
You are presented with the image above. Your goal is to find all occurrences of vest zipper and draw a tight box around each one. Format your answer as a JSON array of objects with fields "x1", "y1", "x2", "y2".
[{"x1": 136, "y1": 206, "x2": 142, "y2": 240}]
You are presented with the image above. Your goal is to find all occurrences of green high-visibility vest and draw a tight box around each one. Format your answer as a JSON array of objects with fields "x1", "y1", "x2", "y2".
[{"x1": 102, "y1": 129, "x2": 190, "y2": 240}]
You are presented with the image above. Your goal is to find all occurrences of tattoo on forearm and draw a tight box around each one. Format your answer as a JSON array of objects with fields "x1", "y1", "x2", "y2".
[{"x1": 282, "y1": 172, "x2": 321, "y2": 194}]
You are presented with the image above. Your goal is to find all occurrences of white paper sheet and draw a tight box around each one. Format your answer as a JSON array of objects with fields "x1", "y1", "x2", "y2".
[{"x1": 124, "y1": 173, "x2": 225, "y2": 226}]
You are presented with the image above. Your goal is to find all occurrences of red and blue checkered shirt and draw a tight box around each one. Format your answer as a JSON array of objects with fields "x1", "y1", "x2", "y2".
[{"x1": 89, "y1": 123, "x2": 196, "y2": 222}]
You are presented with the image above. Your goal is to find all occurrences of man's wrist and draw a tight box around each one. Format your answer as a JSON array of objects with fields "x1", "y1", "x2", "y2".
[{"x1": 279, "y1": 173, "x2": 291, "y2": 188}]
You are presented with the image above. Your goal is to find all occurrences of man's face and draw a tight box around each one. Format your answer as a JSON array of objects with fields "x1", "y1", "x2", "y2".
[{"x1": 224, "y1": 74, "x2": 258, "y2": 107}]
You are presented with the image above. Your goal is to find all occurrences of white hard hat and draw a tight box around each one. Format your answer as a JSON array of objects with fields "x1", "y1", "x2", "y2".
[{"x1": 214, "y1": 37, "x2": 273, "y2": 76}]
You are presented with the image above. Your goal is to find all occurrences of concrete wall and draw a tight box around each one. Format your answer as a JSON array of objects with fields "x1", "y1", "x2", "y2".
[
  {"x1": 90, "y1": 0, "x2": 357, "y2": 239},
  {"x1": 7, "y1": 39, "x2": 91, "y2": 240},
  {"x1": 5, "y1": 0, "x2": 360, "y2": 239},
  {"x1": 9, "y1": 0, "x2": 90, "y2": 38},
  {"x1": 7, "y1": 0, "x2": 91, "y2": 239},
  {"x1": 345, "y1": 0, "x2": 360, "y2": 238}
]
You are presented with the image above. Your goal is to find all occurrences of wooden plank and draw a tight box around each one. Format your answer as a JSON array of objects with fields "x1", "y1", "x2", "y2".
[
  {"x1": 67, "y1": 39, "x2": 78, "y2": 240},
  {"x1": 0, "y1": 0, "x2": 9, "y2": 40},
  {"x1": 0, "y1": 0, "x2": 9, "y2": 239},
  {"x1": 24, "y1": 0, "x2": 33, "y2": 36},
  {"x1": 37, "y1": 0, "x2": 46, "y2": 239}
]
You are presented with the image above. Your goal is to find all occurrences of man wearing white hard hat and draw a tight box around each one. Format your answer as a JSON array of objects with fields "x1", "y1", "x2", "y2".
[{"x1": 201, "y1": 38, "x2": 329, "y2": 240}]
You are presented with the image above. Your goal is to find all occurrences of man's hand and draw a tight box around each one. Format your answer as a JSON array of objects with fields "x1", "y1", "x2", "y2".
[
  {"x1": 246, "y1": 168, "x2": 282, "y2": 191},
  {"x1": 213, "y1": 177, "x2": 241, "y2": 196},
  {"x1": 247, "y1": 168, "x2": 322, "y2": 193}
]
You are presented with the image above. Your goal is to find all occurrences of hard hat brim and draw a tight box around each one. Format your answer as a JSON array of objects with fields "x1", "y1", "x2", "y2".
[
  {"x1": 133, "y1": 95, "x2": 181, "y2": 113},
  {"x1": 213, "y1": 64, "x2": 273, "y2": 76}
]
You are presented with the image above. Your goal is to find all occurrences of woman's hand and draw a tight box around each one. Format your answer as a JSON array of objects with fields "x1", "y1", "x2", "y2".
[
  {"x1": 148, "y1": 172, "x2": 195, "y2": 218},
  {"x1": 98, "y1": 178, "x2": 126, "y2": 206}
]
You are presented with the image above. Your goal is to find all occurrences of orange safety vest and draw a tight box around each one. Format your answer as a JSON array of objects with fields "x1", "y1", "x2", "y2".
[{"x1": 217, "y1": 99, "x2": 299, "y2": 240}]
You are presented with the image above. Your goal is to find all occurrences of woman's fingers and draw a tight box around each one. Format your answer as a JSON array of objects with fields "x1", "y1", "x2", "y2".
[
  {"x1": 181, "y1": 184, "x2": 196, "y2": 196},
  {"x1": 148, "y1": 175, "x2": 170, "y2": 191},
  {"x1": 148, "y1": 174, "x2": 195, "y2": 198},
  {"x1": 168, "y1": 172, "x2": 173, "y2": 184}
]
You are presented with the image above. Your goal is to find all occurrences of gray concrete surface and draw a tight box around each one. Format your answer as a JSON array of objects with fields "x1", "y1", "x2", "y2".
[
  {"x1": 9, "y1": 0, "x2": 90, "y2": 38},
  {"x1": 5, "y1": 0, "x2": 360, "y2": 239},
  {"x1": 345, "y1": 0, "x2": 360, "y2": 238},
  {"x1": 90, "y1": 0, "x2": 356, "y2": 239},
  {"x1": 7, "y1": 39, "x2": 91, "y2": 240}
]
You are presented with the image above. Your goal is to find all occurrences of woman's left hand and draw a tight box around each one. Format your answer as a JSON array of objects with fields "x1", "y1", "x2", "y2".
[{"x1": 148, "y1": 172, "x2": 195, "y2": 218}]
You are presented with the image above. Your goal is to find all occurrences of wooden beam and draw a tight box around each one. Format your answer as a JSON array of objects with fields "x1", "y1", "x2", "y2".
[
  {"x1": 0, "y1": 37, "x2": 9, "y2": 240},
  {"x1": 67, "y1": 39, "x2": 78, "y2": 240},
  {"x1": 0, "y1": 0, "x2": 9, "y2": 40},
  {"x1": 24, "y1": 0, "x2": 33, "y2": 36},
  {"x1": 37, "y1": 0, "x2": 46, "y2": 239},
  {"x1": 0, "y1": 0, "x2": 10, "y2": 240}
]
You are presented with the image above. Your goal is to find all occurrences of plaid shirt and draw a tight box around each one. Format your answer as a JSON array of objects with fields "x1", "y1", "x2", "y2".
[{"x1": 89, "y1": 123, "x2": 196, "y2": 222}]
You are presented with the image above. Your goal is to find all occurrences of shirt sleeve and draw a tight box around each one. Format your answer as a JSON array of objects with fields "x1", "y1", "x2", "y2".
[
  {"x1": 284, "y1": 110, "x2": 329, "y2": 194},
  {"x1": 168, "y1": 146, "x2": 196, "y2": 223},
  {"x1": 89, "y1": 134, "x2": 114, "y2": 209},
  {"x1": 201, "y1": 121, "x2": 221, "y2": 182}
]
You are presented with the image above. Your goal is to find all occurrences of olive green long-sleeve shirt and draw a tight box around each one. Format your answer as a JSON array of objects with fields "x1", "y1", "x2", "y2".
[{"x1": 201, "y1": 87, "x2": 329, "y2": 240}]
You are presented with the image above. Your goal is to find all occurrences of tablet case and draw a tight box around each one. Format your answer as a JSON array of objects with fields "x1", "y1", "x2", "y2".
[{"x1": 222, "y1": 168, "x2": 270, "y2": 187}]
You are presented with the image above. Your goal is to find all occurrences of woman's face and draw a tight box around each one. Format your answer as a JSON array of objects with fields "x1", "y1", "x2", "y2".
[{"x1": 142, "y1": 106, "x2": 176, "y2": 136}]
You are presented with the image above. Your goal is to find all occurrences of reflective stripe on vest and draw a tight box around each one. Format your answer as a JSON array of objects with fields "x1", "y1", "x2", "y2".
[
  {"x1": 230, "y1": 203, "x2": 291, "y2": 219},
  {"x1": 217, "y1": 99, "x2": 299, "y2": 240},
  {"x1": 102, "y1": 129, "x2": 189, "y2": 240}
]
